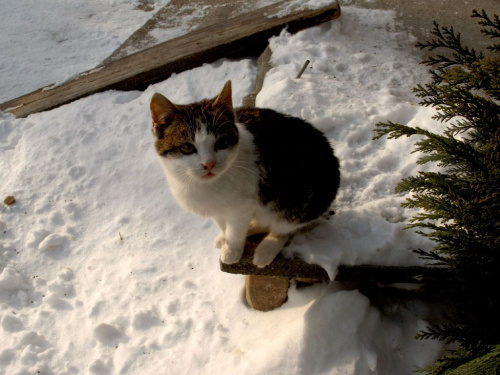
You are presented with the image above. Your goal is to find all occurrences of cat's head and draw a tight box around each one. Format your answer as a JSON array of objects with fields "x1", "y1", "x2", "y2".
[{"x1": 150, "y1": 80, "x2": 239, "y2": 182}]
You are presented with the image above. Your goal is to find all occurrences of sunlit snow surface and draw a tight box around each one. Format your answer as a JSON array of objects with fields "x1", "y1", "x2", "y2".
[{"x1": 0, "y1": 5, "x2": 445, "y2": 375}]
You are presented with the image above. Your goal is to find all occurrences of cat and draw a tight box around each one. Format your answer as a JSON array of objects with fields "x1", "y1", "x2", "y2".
[{"x1": 150, "y1": 80, "x2": 340, "y2": 268}]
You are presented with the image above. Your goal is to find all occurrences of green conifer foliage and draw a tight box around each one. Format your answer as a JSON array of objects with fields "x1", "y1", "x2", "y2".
[{"x1": 374, "y1": 10, "x2": 500, "y2": 374}]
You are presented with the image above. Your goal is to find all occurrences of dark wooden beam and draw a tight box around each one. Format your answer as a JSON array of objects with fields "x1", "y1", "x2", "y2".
[
  {"x1": 220, "y1": 235, "x2": 331, "y2": 281},
  {"x1": 0, "y1": 1, "x2": 341, "y2": 118},
  {"x1": 220, "y1": 235, "x2": 447, "y2": 285},
  {"x1": 335, "y1": 264, "x2": 447, "y2": 284}
]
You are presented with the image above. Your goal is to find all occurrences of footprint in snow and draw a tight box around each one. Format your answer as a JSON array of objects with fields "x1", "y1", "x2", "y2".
[
  {"x1": 132, "y1": 310, "x2": 163, "y2": 331},
  {"x1": 0, "y1": 267, "x2": 33, "y2": 308},
  {"x1": 0, "y1": 349, "x2": 16, "y2": 366},
  {"x1": 167, "y1": 299, "x2": 180, "y2": 315},
  {"x1": 15, "y1": 331, "x2": 52, "y2": 359},
  {"x1": 94, "y1": 323, "x2": 128, "y2": 346},
  {"x1": 63, "y1": 201, "x2": 83, "y2": 221},
  {"x1": 42, "y1": 268, "x2": 76, "y2": 310},
  {"x1": 48, "y1": 268, "x2": 76, "y2": 297},
  {"x1": 27, "y1": 229, "x2": 51, "y2": 248},
  {"x1": 163, "y1": 318, "x2": 193, "y2": 349},
  {"x1": 67, "y1": 165, "x2": 85, "y2": 180},
  {"x1": 38, "y1": 233, "x2": 70, "y2": 259},
  {"x1": 1, "y1": 315, "x2": 24, "y2": 332},
  {"x1": 42, "y1": 293, "x2": 73, "y2": 310},
  {"x1": 49, "y1": 211, "x2": 65, "y2": 226},
  {"x1": 89, "y1": 358, "x2": 113, "y2": 375},
  {"x1": 89, "y1": 300, "x2": 107, "y2": 318}
]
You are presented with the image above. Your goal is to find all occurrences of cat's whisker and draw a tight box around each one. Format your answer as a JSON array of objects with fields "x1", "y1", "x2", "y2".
[
  {"x1": 230, "y1": 162, "x2": 261, "y2": 174},
  {"x1": 229, "y1": 164, "x2": 260, "y2": 176},
  {"x1": 215, "y1": 120, "x2": 232, "y2": 131},
  {"x1": 213, "y1": 107, "x2": 229, "y2": 130},
  {"x1": 231, "y1": 160, "x2": 256, "y2": 167},
  {"x1": 226, "y1": 166, "x2": 260, "y2": 181},
  {"x1": 177, "y1": 168, "x2": 200, "y2": 186}
]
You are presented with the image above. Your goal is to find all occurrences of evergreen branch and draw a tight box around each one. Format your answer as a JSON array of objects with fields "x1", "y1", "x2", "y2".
[
  {"x1": 472, "y1": 9, "x2": 500, "y2": 53},
  {"x1": 374, "y1": 124, "x2": 488, "y2": 177},
  {"x1": 412, "y1": 132, "x2": 487, "y2": 173},
  {"x1": 415, "y1": 80, "x2": 500, "y2": 137},
  {"x1": 402, "y1": 195, "x2": 464, "y2": 225},
  {"x1": 480, "y1": 27, "x2": 500, "y2": 39},
  {"x1": 415, "y1": 323, "x2": 467, "y2": 344},
  {"x1": 447, "y1": 345, "x2": 500, "y2": 375},
  {"x1": 396, "y1": 172, "x2": 453, "y2": 194},
  {"x1": 472, "y1": 10, "x2": 500, "y2": 34},
  {"x1": 372, "y1": 121, "x2": 418, "y2": 140},
  {"x1": 413, "y1": 248, "x2": 450, "y2": 264},
  {"x1": 417, "y1": 345, "x2": 500, "y2": 375},
  {"x1": 487, "y1": 43, "x2": 500, "y2": 53},
  {"x1": 472, "y1": 10, "x2": 500, "y2": 37},
  {"x1": 446, "y1": 119, "x2": 475, "y2": 137},
  {"x1": 416, "y1": 22, "x2": 484, "y2": 67}
]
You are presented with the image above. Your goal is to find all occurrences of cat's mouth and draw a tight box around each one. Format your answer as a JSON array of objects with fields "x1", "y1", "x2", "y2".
[
  {"x1": 189, "y1": 169, "x2": 218, "y2": 180},
  {"x1": 197, "y1": 164, "x2": 227, "y2": 180}
]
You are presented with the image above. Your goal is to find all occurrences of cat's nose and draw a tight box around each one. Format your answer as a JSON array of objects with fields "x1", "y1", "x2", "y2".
[{"x1": 202, "y1": 160, "x2": 216, "y2": 171}]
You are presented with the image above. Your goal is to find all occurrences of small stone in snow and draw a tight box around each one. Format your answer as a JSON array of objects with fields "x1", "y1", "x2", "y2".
[{"x1": 3, "y1": 196, "x2": 15, "y2": 206}]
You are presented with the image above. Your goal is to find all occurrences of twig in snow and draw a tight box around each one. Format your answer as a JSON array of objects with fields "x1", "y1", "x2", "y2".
[{"x1": 296, "y1": 60, "x2": 310, "y2": 79}]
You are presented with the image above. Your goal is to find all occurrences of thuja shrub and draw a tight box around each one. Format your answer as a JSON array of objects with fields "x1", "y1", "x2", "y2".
[{"x1": 374, "y1": 10, "x2": 500, "y2": 375}]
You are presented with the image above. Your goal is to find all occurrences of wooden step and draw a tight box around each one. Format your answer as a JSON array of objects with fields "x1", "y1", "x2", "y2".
[
  {"x1": 223, "y1": 235, "x2": 448, "y2": 311},
  {"x1": 220, "y1": 234, "x2": 447, "y2": 285}
]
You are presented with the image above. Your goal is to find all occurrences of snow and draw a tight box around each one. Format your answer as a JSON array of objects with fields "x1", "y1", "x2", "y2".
[
  {"x1": 0, "y1": 0, "x2": 171, "y2": 103},
  {"x1": 271, "y1": 0, "x2": 338, "y2": 18},
  {"x1": 0, "y1": 3, "x2": 446, "y2": 375}
]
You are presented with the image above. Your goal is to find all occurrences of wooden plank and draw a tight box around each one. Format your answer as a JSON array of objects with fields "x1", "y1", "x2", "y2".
[
  {"x1": 219, "y1": 235, "x2": 447, "y2": 285},
  {"x1": 335, "y1": 264, "x2": 447, "y2": 284},
  {"x1": 0, "y1": 1, "x2": 341, "y2": 118},
  {"x1": 220, "y1": 235, "x2": 331, "y2": 281}
]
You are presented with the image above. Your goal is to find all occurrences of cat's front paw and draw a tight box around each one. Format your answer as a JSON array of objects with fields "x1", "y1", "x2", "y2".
[
  {"x1": 220, "y1": 243, "x2": 243, "y2": 264},
  {"x1": 214, "y1": 232, "x2": 226, "y2": 248},
  {"x1": 252, "y1": 251, "x2": 276, "y2": 268},
  {"x1": 252, "y1": 235, "x2": 287, "y2": 268}
]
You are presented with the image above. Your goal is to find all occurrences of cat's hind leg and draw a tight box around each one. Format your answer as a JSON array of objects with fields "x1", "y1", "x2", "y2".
[
  {"x1": 247, "y1": 218, "x2": 268, "y2": 237},
  {"x1": 252, "y1": 232, "x2": 289, "y2": 268},
  {"x1": 214, "y1": 232, "x2": 225, "y2": 248}
]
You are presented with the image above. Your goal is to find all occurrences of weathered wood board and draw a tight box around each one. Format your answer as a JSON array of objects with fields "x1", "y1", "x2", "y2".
[
  {"x1": 220, "y1": 235, "x2": 331, "y2": 281},
  {"x1": 0, "y1": 1, "x2": 341, "y2": 118},
  {"x1": 220, "y1": 235, "x2": 446, "y2": 285}
]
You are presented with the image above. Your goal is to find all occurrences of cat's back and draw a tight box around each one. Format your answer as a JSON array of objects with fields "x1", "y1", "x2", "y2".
[
  {"x1": 235, "y1": 107, "x2": 337, "y2": 170},
  {"x1": 236, "y1": 107, "x2": 340, "y2": 223}
]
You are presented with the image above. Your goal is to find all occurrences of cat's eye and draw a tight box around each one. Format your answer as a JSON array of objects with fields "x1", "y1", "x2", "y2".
[
  {"x1": 215, "y1": 136, "x2": 235, "y2": 151},
  {"x1": 179, "y1": 143, "x2": 196, "y2": 155}
]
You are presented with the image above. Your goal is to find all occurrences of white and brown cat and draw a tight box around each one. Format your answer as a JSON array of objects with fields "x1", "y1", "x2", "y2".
[{"x1": 150, "y1": 81, "x2": 340, "y2": 267}]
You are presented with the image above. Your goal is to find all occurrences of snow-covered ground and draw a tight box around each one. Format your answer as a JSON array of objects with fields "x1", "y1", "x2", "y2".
[
  {"x1": 0, "y1": 0, "x2": 171, "y2": 103},
  {"x1": 1, "y1": 2, "x2": 446, "y2": 374}
]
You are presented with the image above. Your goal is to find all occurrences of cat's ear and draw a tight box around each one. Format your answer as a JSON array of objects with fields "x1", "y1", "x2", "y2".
[
  {"x1": 150, "y1": 93, "x2": 178, "y2": 139},
  {"x1": 213, "y1": 80, "x2": 233, "y2": 109}
]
